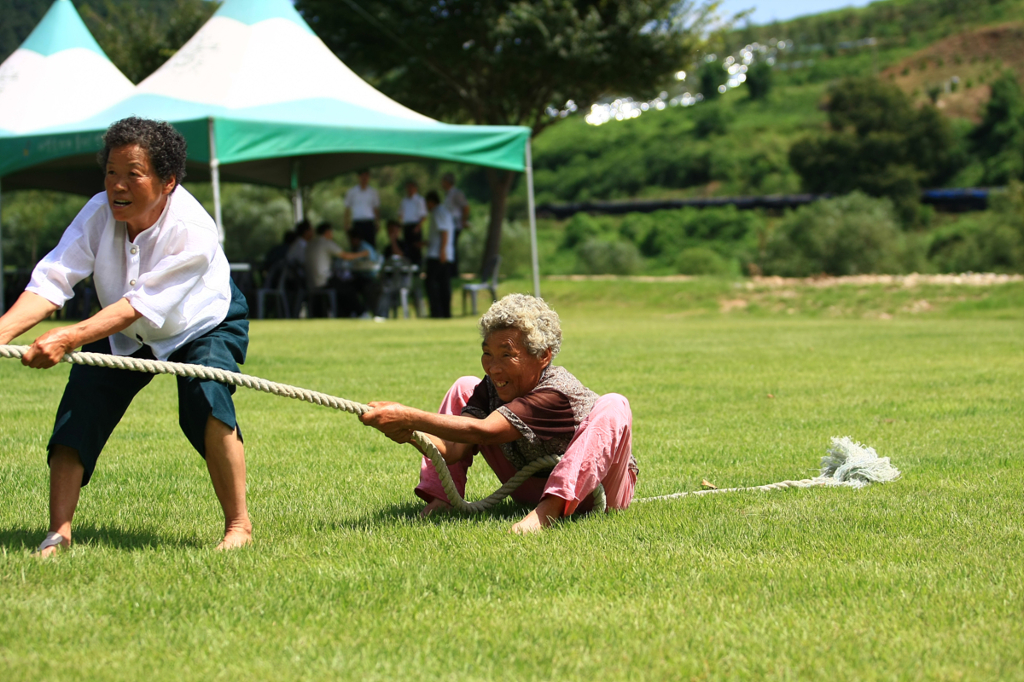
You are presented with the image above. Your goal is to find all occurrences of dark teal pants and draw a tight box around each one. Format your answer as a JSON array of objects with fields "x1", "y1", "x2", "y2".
[{"x1": 48, "y1": 281, "x2": 249, "y2": 486}]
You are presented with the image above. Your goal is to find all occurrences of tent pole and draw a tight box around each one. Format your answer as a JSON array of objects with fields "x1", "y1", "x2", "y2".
[
  {"x1": 0, "y1": 177, "x2": 5, "y2": 315},
  {"x1": 525, "y1": 138, "x2": 540, "y2": 298},
  {"x1": 208, "y1": 118, "x2": 224, "y2": 244},
  {"x1": 291, "y1": 159, "x2": 303, "y2": 223}
]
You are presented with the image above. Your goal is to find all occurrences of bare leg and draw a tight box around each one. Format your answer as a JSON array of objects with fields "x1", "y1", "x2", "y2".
[
  {"x1": 203, "y1": 415, "x2": 252, "y2": 550},
  {"x1": 36, "y1": 446, "x2": 84, "y2": 557},
  {"x1": 511, "y1": 495, "x2": 564, "y2": 535}
]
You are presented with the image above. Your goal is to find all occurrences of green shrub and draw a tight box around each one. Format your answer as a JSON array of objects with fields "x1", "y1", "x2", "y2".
[
  {"x1": 674, "y1": 246, "x2": 736, "y2": 275},
  {"x1": 637, "y1": 206, "x2": 762, "y2": 262},
  {"x1": 762, "y1": 192, "x2": 906, "y2": 276},
  {"x1": 746, "y1": 60, "x2": 774, "y2": 101},
  {"x1": 0, "y1": 191, "x2": 85, "y2": 268},
  {"x1": 219, "y1": 185, "x2": 294, "y2": 263},
  {"x1": 562, "y1": 213, "x2": 613, "y2": 248},
  {"x1": 699, "y1": 59, "x2": 726, "y2": 99},
  {"x1": 789, "y1": 77, "x2": 957, "y2": 226},
  {"x1": 928, "y1": 216, "x2": 1024, "y2": 273},
  {"x1": 577, "y1": 238, "x2": 643, "y2": 275},
  {"x1": 693, "y1": 104, "x2": 731, "y2": 138},
  {"x1": 458, "y1": 219, "x2": 533, "y2": 278}
]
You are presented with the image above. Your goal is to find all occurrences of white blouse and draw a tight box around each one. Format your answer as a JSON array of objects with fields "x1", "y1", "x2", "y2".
[{"x1": 27, "y1": 186, "x2": 232, "y2": 361}]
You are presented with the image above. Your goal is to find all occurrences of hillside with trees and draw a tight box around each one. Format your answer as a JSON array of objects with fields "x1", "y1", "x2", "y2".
[{"x1": 1, "y1": 0, "x2": 1023, "y2": 283}]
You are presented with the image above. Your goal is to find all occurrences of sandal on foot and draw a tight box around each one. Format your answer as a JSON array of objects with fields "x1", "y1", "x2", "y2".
[{"x1": 34, "y1": 531, "x2": 67, "y2": 556}]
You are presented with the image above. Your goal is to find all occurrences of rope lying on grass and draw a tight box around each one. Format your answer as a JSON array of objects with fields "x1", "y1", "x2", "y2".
[
  {"x1": 0, "y1": 345, "x2": 899, "y2": 513},
  {"x1": 636, "y1": 436, "x2": 900, "y2": 502}
]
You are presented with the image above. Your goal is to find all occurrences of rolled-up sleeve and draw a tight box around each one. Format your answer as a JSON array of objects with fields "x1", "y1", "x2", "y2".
[
  {"x1": 125, "y1": 237, "x2": 214, "y2": 329},
  {"x1": 26, "y1": 198, "x2": 102, "y2": 308}
]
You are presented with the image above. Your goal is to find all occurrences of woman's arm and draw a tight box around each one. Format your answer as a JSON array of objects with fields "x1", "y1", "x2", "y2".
[
  {"x1": 0, "y1": 291, "x2": 59, "y2": 345},
  {"x1": 360, "y1": 401, "x2": 520, "y2": 464},
  {"x1": 19, "y1": 298, "x2": 143, "y2": 369}
]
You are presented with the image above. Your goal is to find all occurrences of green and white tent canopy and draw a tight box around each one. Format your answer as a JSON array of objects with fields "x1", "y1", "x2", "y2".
[
  {"x1": 0, "y1": 0, "x2": 135, "y2": 312},
  {"x1": 0, "y1": 0, "x2": 530, "y2": 195},
  {"x1": 0, "y1": 0, "x2": 133, "y2": 137},
  {"x1": 0, "y1": 0, "x2": 542, "y2": 313}
]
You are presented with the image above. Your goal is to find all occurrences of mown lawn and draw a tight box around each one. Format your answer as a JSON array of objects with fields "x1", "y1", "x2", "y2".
[{"x1": 1, "y1": 279, "x2": 1022, "y2": 681}]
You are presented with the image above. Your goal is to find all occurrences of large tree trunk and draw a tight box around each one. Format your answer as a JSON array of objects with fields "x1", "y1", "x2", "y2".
[{"x1": 482, "y1": 168, "x2": 516, "y2": 274}]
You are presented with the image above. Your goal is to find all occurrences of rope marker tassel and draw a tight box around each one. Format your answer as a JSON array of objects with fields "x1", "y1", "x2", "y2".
[{"x1": 1, "y1": 346, "x2": 897, "y2": 513}]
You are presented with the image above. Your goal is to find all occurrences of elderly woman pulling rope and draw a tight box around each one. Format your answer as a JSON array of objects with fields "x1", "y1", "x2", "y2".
[
  {"x1": 360, "y1": 294, "x2": 638, "y2": 534},
  {"x1": 0, "y1": 117, "x2": 252, "y2": 557}
]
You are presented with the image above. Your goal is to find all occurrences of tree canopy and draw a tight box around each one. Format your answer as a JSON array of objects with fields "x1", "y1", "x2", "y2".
[
  {"x1": 78, "y1": 0, "x2": 218, "y2": 84},
  {"x1": 789, "y1": 77, "x2": 957, "y2": 224},
  {"x1": 296, "y1": 0, "x2": 714, "y2": 265},
  {"x1": 298, "y1": 0, "x2": 709, "y2": 133},
  {"x1": 0, "y1": 0, "x2": 217, "y2": 79},
  {"x1": 971, "y1": 71, "x2": 1024, "y2": 185}
]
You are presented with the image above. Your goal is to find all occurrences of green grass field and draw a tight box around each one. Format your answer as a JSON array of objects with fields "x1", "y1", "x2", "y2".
[{"x1": 1, "y1": 279, "x2": 1022, "y2": 681}]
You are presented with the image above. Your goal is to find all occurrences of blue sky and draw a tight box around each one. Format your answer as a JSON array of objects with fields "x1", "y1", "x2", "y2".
[{"x1": 717, "y1": 0, "x2": 876, "y2": 26}]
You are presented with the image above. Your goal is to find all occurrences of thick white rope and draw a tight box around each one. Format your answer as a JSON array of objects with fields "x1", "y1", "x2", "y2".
[
  {"x1": 637, "y1": 476, "x2": 848, "y2": 502},
  {"x1": 0, "y1": 344, "x2": 604, "y2": 514},
  {"x1": 636, "y1": 436, "x2": 901, "y2": 502},
  {"x1": 1, "y1": 346, "x2": 897, "y2": 513}
]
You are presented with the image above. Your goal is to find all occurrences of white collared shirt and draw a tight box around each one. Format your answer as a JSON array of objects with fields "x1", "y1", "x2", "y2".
[
  {"x1": 345, "y1": 184, "x2": 380, "y2": 221},
  {"x1": 426, "y1": 205, "x2": 456, "y2": 261},
  {"x1": 27, "y1": 186, "x2": 231, "y2": 361},
  {"x1": 400, "y1": 193, "x2": 427, "y2": 224}
]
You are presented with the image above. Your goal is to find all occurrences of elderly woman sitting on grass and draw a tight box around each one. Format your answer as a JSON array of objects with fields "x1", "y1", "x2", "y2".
[{"x1": 360, "y1": 294, "x2": 638, "y2": 533}]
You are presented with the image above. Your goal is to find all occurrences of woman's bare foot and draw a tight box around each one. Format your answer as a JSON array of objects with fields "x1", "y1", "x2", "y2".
[
  {"x1": 511, "y1": 496, "x2": 564, "y2": 535},
  {"x1": 215, "y1": 521, "x2": 253, "y2": 551},
  {"x1": 420, "y1": 498, "x2": 452, "y2": 518}
]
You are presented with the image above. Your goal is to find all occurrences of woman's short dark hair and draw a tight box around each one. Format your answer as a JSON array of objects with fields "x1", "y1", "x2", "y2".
[
  {"x1": 98, "y1": 117, "x2": 187, "y2": 187},
  {"x1": 425, "y1": 190, "x2": 440, "y2": 204}
]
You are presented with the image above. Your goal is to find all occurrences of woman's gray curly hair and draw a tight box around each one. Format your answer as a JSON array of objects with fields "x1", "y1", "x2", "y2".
[{"x1": 479, "y1": 294, "x2": 562, "y2": 358}]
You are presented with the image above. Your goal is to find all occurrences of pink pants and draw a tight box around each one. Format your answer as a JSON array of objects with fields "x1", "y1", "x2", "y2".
[{"x1": 415, "y1": 376, "x2": 636, "y2": 516}]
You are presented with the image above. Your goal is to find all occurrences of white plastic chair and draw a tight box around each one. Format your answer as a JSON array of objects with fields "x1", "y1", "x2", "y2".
[{"x1": 462, "y1": 255, "x2": 501, "y2": 316}]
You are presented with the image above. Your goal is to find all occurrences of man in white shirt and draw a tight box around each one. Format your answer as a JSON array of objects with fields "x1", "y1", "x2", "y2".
[
  {"x1": 442, "y1": 172, "x2": 470, "y2": 271},
  {"x1": 344, "y1": 169, "x2": 381, "y2": 250},
  {"x1": 0, "y1": 117, "x2": 252, "y2": 557},
  {"x1": 399, "y1": 180, "x2": 428, "y2": 269},
  {"x1": 424, "y1": 190, "x2": 456, "y2": 318}
]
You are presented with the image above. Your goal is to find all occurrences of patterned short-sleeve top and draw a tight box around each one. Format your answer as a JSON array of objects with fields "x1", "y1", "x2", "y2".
[{"x1": 462, "y1": 365, "x2": 600, "y2": 471}]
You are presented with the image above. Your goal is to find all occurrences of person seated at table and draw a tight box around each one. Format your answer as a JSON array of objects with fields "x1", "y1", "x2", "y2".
[
  {"x1": 359, "y1": 294, "x2": 638, "y2": 533},
  {"x1": 262, "y1": 228, "x2": 297, "y2": 273},
  {"x1": 344, "y1": 231, "x2": 384, "y2": 319},
  {"x1": 383, "y1": 219, "x2": 405, "y2": 260},
  {"x1": 305, "y1": 222, "x2": 369, "y2": 318},
  {"x1": 286, "y1": 220, "x2": 314, "y2": 266}
]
